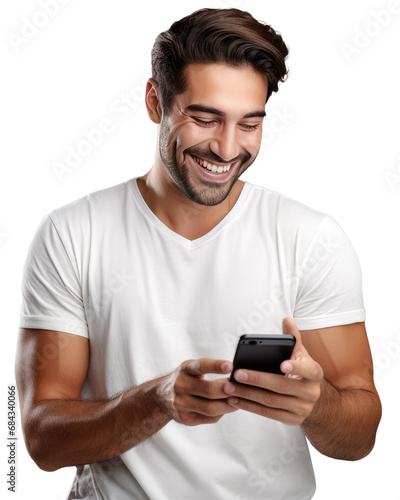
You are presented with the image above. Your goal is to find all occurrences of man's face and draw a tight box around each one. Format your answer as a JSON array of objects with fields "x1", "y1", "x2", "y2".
[{"x1": 158, "y1": 63, "x2": 269, "y2": 206}]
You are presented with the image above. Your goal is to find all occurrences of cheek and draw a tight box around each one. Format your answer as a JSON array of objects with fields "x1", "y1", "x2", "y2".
[
  {"x1": 245, "y1": 130, "x2": 263, "y2": 153},
  {"x1": 163, "y1": 118, "x2": 194, "y2": 153},
  {"x1": 169, "y1": 123, "x2": 212, "y2": 160}
]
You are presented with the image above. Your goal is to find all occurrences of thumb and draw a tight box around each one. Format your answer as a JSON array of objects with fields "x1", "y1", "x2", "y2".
[
  {"x1": 282, "y1": 316, "x2": 302, "y2": 346},
  {"x1": 281, "y1": 317, "x2": 323, "y2": 381},
  {"x1": 281, "y1": 317, "x2": 309, "y2": 370}
]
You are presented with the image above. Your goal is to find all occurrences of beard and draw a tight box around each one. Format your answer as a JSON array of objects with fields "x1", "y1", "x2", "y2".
[{"x1": 159, "y1": 123, "x2": 255, "y2": 207}]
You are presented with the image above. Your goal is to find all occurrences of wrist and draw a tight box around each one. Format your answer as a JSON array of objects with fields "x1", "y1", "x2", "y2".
[
  {"x1": 154, "y1": 372, "x2": 179, "y2": 422},
  {"x1": 117, "y1": 377, "x2": 173, "y2": 449}
]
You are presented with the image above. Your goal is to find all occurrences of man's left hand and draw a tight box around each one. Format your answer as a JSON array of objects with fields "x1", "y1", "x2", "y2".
[{"x1": 223, "y1": 317, "x2": 324, "y2": 425}]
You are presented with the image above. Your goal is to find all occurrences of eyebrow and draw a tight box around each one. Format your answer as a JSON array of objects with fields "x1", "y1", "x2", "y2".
[{"x1": 185, "y1": 104, "x2": 266, "y2": 119}]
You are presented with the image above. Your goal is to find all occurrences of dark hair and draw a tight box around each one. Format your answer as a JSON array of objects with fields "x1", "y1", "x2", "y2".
[{"x1": 151, "y1": 8, "x2": 289, "y2": 113}]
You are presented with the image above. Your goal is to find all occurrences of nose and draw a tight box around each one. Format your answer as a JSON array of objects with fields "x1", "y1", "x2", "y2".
[{"x1": 209, "y1": 123, "x2": 240, "y2": 163}]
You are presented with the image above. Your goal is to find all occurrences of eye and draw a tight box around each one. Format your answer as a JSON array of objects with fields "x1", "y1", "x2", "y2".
[
  {"x1": 241, "y1": 124, "x2": 260, "y2": 131},
  {"x1": 193, "y1": 117, "x2": 260, "y2": 130},
  {"x1": 193, "y1": 117, "x2": 218, "y2": 126}
]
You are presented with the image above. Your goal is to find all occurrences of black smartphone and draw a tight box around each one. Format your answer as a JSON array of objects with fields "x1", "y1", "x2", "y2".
[{"x1": 230, "y1": 334, "x2": 296, "y2": 381}]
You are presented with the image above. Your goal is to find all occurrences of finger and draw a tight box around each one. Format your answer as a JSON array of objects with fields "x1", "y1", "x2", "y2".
[
  {"x1": 182, "y1": 358, "x2": 233, "y2": 377},
  {"x1": 282, "y1": 316, "x2": 300, "y2": 337},
  {"x1": 282, "y1": 316, "x2": 303, "y2": 353},
  {"x1": 224, "y1": 381, "x2": 300, "y2": 412},
  {"x1": 178, "y1": 413, "x2": 223, "y2": 426},
  {"x1": 174, "y1": 393, "x2": 238, "y2": 417},
  {"x1": 230, "y1": 369, "x2": 319, "y2": 399},
  {"x1": 280, "y1": 358, "x2": 324, "y2": 382},
  {"x1": 282, "y1": 317, "x2": 314, "y2": 364},
  {"x1": 176, "y1": 373, "x2": 232, "y2": 399},
  {"x1": 226, "y1": 397, "x2": 307, "y2": 426}
]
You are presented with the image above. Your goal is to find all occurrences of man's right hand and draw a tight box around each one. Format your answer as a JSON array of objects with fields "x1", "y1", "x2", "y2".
[
  {"x1": 16, "y1": 329, "x2": 236, "y2": 471},
  {"x1": 157, "y1": 358, "x2": 238, "y2": 426}
]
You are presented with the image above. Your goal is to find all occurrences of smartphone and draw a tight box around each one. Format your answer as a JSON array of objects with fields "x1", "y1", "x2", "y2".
[{"x1": 230, "y1": 334, "x2": 296, "y2": 381}]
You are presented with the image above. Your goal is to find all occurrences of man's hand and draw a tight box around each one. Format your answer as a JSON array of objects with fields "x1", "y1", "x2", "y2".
[
  {"x1": 222, "y1": 317, "x2": 324, "y2": 425},
  {"x1": 158, "y1": 358, "x2": 238, "y2": 426}
]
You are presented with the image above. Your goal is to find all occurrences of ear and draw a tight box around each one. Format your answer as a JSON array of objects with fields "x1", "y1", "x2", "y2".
[{"x1": 145, "y1": 78, "x2": 162, "y2": 124}]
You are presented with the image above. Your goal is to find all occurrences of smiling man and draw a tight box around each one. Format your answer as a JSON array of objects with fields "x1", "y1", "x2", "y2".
[
  {"x1": 138, "y1": 62, "x2": 267, "y2": 238},
  {"x1": 16, "y1": 8, "x2": 381, "y2": 500}
]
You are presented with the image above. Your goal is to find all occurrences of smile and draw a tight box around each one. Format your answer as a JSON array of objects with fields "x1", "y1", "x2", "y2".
[{"x1": 190, "y1": 154, "x2": 232, "y2": 174}]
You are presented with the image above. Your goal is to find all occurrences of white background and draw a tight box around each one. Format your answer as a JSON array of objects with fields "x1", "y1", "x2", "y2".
[{"x1": 1, "y1": 0, "x2": 399, "y2": 498}]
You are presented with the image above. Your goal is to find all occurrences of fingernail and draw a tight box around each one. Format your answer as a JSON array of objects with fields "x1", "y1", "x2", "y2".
[
  {"x1": 221, "y1": 362, "x2": 231, "y2": 371},
  {"x1": 228, "y1": 397, "x2": 238, "y2": 405},
  {"x1": 224, "y1": 383, "x2": 235, "y2": 394},
  {"x1": 281, "y1": 361, "x2": 292, "y2": 373},
  {"x1": 235, "y1": 370, "x2": 248, "y2": 382}
]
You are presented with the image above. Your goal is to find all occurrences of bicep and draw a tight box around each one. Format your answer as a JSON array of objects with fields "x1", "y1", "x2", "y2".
[
  {"x1": 300, "y1": 322, "x2": 377, "y2": 393},
  {"x1": 16, "y1": 328, "x2": 89, "y2": 416}
]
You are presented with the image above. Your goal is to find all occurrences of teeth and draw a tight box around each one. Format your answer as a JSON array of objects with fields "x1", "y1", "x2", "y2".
[{"x1": 192, "y1": 155, "x2": 232, "y2": 174}]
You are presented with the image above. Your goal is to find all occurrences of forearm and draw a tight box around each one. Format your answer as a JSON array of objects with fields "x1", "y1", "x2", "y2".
[
  {"x1": 25, "y1": 376, "x2": 172, "y2": 471},
  {"x1": 301, "y1": 378, "x2": 382, "y2": 460}
]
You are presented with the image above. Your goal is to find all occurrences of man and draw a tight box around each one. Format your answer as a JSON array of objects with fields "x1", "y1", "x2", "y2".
[{"x1": 16, "y1": 8, "x2": 381, "y2": 500}]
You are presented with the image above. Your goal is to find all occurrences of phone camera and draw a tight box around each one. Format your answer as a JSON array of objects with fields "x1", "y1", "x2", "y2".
[{"x1": 248, "y1": 340, "x2": 257, "y2": 345}]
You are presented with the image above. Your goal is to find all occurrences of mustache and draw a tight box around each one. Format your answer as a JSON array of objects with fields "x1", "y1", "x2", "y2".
[{"x1": 184, "y1": 147, "x2": 251, "y2": 165}]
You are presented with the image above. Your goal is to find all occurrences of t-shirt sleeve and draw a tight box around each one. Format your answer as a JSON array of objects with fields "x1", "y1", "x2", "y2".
[
  {"x1": 19, "y1": 214, "x2": 88, "y2": 338},
  {"x1": 293, "y1": 215, "x2": 366, "y2": 330}
]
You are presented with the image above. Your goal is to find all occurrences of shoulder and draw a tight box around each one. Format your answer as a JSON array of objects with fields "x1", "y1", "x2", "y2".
[
  {"x1": 242, "y1": 181, "x2": 356, "y2": 268},
  {"x1": 244, "y1": 181, "x2": 335, "y2": 236},
  {"x1": 48, "y1": 178, "x2": 136, "y2": 230}
]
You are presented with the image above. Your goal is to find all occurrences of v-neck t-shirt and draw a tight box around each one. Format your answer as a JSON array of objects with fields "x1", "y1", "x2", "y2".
[{"x1": 19, "y1": 177, "x2": 365, "y2": 500}]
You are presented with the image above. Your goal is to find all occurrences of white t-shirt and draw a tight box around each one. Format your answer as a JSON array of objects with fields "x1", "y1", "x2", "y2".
[{"x1": 19, "y1": 178, "x2": 365, "y2": 500}]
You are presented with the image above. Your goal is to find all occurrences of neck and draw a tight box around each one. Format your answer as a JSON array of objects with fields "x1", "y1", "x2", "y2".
[{"x1": 136, "y1": 160, "x2": 244, "y2": 241}]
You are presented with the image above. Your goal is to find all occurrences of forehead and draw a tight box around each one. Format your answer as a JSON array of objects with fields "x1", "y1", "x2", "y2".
[{"x1": 177, "y1": 63, "x2": 269, "y2": 115}]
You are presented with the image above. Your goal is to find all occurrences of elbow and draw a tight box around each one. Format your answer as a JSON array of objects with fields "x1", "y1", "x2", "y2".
[
  {"x1": 24, "y1": 432, "x2": 60, "y2": 472},
  {"x1": 354, "y1": 396, "x2": 383, "y2": 461},
  {"x1": 318, "y1": 436, "x2": 377, "y2": 462},
  {"x1": 23, "y1": 416, "x2": 62, "y2": 472},
  {"x1": 24, "y1": 443, "x2": 56, "y2": 472},
  {"x1": 36, "y1": 461, "x2": 59, "y2": 472},
  {"x1": 35, "y1": 459, "x2": 59, "y2": 473},
  {"x1": 340, "y1": 391, "x2": 382, "y2": 461},
  {"x1": 35, "y1": 453, "x2": 61, "y2": 473},
  {"x1": 342, "y1": 437, "x2": 377, "y2": 461},
  {"x1": 332, "y1": 406, "x2": 382, "y2": 462},
  {"x1": 351, "y1": 412, "x2": 381, "y2": 461}
]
